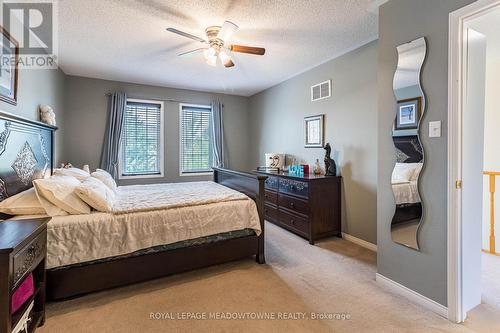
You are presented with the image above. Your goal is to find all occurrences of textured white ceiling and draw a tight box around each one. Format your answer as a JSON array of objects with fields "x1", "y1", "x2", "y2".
[{"x1": 58, "y1": 0, "x2": 378, "y2": 96}]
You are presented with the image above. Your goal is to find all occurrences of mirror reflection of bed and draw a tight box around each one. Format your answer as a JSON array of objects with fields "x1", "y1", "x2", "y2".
[
  {"x1": 391, "y1": 36, "x2": 426, "y2": 250},
  {"x1": 391, "y1": 152, "x2": 423, "y2": 249}
]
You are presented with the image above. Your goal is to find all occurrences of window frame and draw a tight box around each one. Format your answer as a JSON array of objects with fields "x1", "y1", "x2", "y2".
[
  {"x1": 179, "y1": 103, "x2": 214, "y2": 177},
  {"x1": 119, "y1": 98, "x2": 165, "y2": 180}
]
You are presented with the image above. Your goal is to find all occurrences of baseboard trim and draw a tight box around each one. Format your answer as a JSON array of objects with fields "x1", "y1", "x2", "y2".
[
  {"x1": 376, "y1": 273, "x2": 448, "y2": 318},
  {"x1": 341, "y1": 233, "x2": 377, "y2": 252}
]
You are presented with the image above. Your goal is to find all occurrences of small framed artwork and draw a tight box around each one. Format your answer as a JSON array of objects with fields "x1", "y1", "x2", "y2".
[
  {"x1": 304, "y1": 114, "x2": 324, "y2": 148},
  {"x1": 0, "y1": 27, "x2": 19, "y2": 105},
  {"x1": 395, "y1": 97, "x2": 422, "y2": 130}
]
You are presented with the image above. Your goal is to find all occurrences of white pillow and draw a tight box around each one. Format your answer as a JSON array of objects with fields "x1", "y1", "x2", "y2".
[
  {"x1": 75, "y1": 177, "x2": 115, "y2": 212},
  {"x1": 33, "y1": 175, "x2": 91, "y2": 215},
  {"x1": 0, "y1": 188, "x2": 46, "y2": 215},
  {"x1": 54, "y1": 167, "x2": 90, "y2": 181},
  {"x1": 91, "y1": 169, "x2": 117, "y2": 192},
  {"x1": 391, "y1": 163, "x2": 414, "y2": 183}
]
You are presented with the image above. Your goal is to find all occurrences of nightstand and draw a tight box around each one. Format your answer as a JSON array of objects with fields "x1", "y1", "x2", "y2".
[{"x1": 0, "y1": 218, "x2": 49, "y2": 333}]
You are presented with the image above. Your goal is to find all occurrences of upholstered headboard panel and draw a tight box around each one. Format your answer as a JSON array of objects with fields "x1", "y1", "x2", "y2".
[
  {"x1": 393, "y1": 135, "x2": 423, "y2": 163},
  {"x1": 0, "y1": 111, "x2": 56, "y2": 203}
]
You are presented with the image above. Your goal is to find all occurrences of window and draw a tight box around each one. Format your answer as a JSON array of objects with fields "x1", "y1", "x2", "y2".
[
  {"x1": 180, "y1": 104, "x2": 213, "y2": 175},
  {"x1": 120, "y1": 99, "x2": 164, "y2": 179}
]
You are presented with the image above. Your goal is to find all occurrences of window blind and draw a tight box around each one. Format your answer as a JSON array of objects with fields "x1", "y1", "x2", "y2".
[
  {"x1": 121, "y1": 101, "x2": 162, "y2": 176},
  {"x1": 180, "y1": 106, "x2": 213, "y2": 173}
]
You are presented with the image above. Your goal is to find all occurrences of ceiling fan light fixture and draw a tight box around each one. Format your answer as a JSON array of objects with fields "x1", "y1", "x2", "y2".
[
  {"x1": 203, "y1": 47, "x2": 216, "y2": 59},
  {"x1": 206, "y1": 55, "x2": 217, "y2": 67},
  {"x1": 217, "y1": 21, "x2": 238, "y2": 42},
  {"x1": 203, "y1": 47, "x2": 217, "y2": 66},
  {"x1": 219, "y1": 50, "x2": 233, "y2": 67}
]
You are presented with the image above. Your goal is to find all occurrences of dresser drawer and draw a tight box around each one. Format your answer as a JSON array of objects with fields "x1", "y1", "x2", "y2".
[
  {"x1": 264, "y1": 204, "x2": 278, "y2": 222},
  {"x1": 279, "y1": 210, "x2": 309, "y2": 236},
  {"x1": 264, "y1": 176, "x2": 278, "y2": 190},
  {"x1": 279, "y1": 178, "x2": 308, "y2": 198},
  {"x1": 13, "y1": 230, "x2": 46, "y2": 287},
  {"x1": 264, "y1": 190, "x2": 278, "y2": 205},
  {"x1": 278, "y1": 194, "x2": 309, "y2": 216}
]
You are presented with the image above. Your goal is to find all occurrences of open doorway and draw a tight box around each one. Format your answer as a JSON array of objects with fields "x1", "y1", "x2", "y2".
[{"x1": 448, "y1": 0, "x2": 500, "y2": 328}]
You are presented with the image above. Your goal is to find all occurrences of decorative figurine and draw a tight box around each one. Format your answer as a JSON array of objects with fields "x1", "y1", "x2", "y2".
[
  {"x1": 313, "y1": 159, "x2": 322, "y2": 175},
  {"x1": 39, "y1": 105, "x2": 57, "y2": 126},
  {"x1": 324, "y1": 143, "x2": 337, "y2": 176}
]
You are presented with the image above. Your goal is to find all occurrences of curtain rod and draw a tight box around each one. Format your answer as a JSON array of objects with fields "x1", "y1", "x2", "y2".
[
  {"x1": 104, "y1": 93, "x2": 224, "y2": 107},
  {"x1": 105, "y1": 93, "x2": 188, "y2": 104}
]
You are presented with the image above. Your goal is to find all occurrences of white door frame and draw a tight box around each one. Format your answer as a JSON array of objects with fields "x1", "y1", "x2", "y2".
[{"x1": 448, "y1": 0, "x2": 500, "y2": 323}]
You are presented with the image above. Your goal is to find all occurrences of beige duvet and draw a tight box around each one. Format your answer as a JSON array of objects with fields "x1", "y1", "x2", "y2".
[{"x1": 45, "y1": 182, "x2": 261, "y2": 269}]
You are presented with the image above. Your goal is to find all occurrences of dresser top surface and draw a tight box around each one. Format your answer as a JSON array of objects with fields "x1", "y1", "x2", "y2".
[
  {"x1": 254, "y1": 170, "x2": 341, "y2": 181},
  {"x1": 0, "y1": 218, "x2": 49, "y2": 254}
]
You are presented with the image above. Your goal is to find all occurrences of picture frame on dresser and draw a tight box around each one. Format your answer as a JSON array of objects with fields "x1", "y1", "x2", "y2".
[{"x1": 0, "y1": 27, "x2": 19, "y2": 106}]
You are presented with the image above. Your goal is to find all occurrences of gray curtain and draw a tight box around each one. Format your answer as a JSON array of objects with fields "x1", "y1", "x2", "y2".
[
  {"x1": 100, "y1": 92, "x2": 127, "y2": 179},
  {"x1": 211, "y1": 99, "x2": 226, "y2": 168}
]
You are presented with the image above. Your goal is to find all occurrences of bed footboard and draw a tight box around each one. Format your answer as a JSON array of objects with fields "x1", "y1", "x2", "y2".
[{"x1": 213, "y1": 168, "x2": 267, "y2": 264}]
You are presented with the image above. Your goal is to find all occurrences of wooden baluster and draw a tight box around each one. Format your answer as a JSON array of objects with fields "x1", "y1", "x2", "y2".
[{"x1": 488, "y1": 174, "x2": 496, "y2": 254}]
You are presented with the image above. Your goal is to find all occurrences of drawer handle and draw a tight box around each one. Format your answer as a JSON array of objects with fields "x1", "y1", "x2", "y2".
[
  {"x1": 291, "y1": 219, "x2": 295, "y2": 224},
  {"x1": 290, "y1": 202, "x2": 295, "y2": 208}
]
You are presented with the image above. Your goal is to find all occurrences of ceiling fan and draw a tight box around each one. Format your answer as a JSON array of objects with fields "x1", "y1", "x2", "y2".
[{"x1": 166, "y1": 21, "x2": 265, "y2": 68}]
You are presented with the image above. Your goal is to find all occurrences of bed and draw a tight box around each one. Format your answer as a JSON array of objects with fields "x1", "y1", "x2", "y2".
[{"x1": 0, "y1": 111, "x2": 266, "y2": 301}]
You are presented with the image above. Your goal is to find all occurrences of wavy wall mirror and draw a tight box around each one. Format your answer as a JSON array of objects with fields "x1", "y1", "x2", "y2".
[{"x1": 391, "y1": 37, "x2": 427, "y2": 250}]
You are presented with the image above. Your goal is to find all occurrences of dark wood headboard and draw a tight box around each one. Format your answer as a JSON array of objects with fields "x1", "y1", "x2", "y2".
[
  {"x1": 393, "y1": 135, "x2": 423, "y2": 163},
  {"x1": 0, "y1": 111, "x2": 56, "y2": 204}
]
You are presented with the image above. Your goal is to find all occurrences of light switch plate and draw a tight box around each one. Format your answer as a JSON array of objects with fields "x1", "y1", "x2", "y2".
[{"x1": 429, "y1": 121, "x2": 441, "y2": 138}]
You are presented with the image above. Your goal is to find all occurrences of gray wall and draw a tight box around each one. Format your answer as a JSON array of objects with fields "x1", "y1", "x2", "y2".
[
  {"x1": 378, "y1": 0, "x2": 476, "y2": 306},
  {"x1": 62, "y1": 76, "x2": 252, "y2": 185},
  {"x1": 0, "y1": 68, "x2": 66, "y2": 163},
  {"x1": 248, "y1": 41, "x2": 378, "y2": 245}
]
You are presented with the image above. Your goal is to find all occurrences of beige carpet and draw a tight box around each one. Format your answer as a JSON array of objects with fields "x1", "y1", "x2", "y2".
[{"x1": 39, "y1": 222, "x2": 474, "y2": 333}]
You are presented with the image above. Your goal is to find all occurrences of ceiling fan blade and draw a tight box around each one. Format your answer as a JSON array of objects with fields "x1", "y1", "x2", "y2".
[
  {"x1": 166, "y1": 28, "x2": 208, "y2": 44},
  {"x1": 178, "y1": 48, "x2": 207, "y2": 57},
  {"x1": 230, "y1": 45, "x2": 265, "y2": 55},
  {"x1": 217, "y1": 21, "x2": 238, "y2": 42}
]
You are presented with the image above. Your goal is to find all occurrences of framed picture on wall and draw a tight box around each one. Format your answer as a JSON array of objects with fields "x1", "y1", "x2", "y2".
[
  {"x1": 395, "y1": 97, "x2": 422, "y2": 130},
  {"x1": 304, "y1": 114, "x2": 324, "y2": 148},
  {"x1": 0, "y1": 27, "x2": 19, "y2": 105}
]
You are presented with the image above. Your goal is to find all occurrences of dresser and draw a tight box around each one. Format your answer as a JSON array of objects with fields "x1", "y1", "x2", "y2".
[
  {"x1": 256, "y1": 171, "x2": 341, "y2": 244},
  {"x1": 0, "y1": 218, "x2": 49, "y2": 333}
]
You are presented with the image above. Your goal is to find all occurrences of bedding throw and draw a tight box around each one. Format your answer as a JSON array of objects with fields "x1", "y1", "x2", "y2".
[{"x1": 112, "y1": 181, "x2": 248, "y2": 213}]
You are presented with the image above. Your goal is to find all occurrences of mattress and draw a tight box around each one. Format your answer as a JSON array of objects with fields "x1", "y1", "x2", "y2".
[
  {"x1": 31, "y1": 182, "x2": 261, "y2": 269},
  {"x1": 392, "y1": 180, "x2": 420, "y2": 205}
]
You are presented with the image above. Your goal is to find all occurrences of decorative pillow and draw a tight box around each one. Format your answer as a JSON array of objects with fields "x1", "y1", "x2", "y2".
[
  {"x1": 54, "y1": 167, "x2": 90, "y2": 181},
  {"x1": 91, "y1": 169, "x2": 117, "y2": 192},
  {"x1": 75, "y1": 177, "x2": 115, "y2": 212},
  {"x1": 33, "y1": 175, "x2": 91, "y2": 215},
  {"x1": 0, "y1": 188, "x2": 46, "y2": 215}
]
